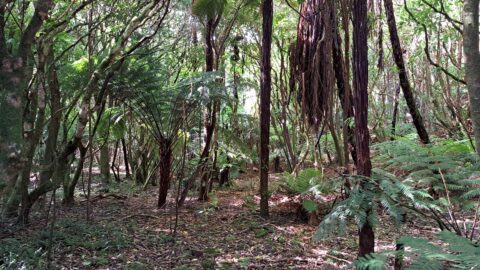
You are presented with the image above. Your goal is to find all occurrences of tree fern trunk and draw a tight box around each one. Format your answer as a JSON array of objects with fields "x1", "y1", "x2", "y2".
[
  {"x1": 353, "y1": 0, "x2": 375, "y2": 256},
  {"x1": 158, "y1": 139, "x2": 172, "y2": 208},
  {"x1": 259, "y1": 0, "x2": 273, "y2": 218}
]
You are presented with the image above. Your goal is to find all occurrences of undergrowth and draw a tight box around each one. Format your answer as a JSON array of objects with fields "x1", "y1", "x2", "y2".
[
  {"x1": 0, "y1": 219, "x2": 130, "y2": 269},
  {"x1": 315, "y1": 136, "x2": 480, "y2": 269}
]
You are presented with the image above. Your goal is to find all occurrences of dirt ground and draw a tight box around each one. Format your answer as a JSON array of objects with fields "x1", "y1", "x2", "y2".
[{"x1": 0, "y1": 170, "x2": 440, "y2": 269}]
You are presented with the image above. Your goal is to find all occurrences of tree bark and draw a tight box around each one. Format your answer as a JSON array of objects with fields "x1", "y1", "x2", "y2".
[
  {"x1": 198, "y1": 15, "x2": 220, "y2": 201},
  {"x1": 391, "y1": 85, "x2": 401, "y2": 140},
  {"x1": 463, "y1": 0, "x2": 480, "y2": 155},
  {"x1": 259, "y1": 0, "x2": 273, "y2": 218},
  {"x1": 332, "y1": 4, "x2": 356, "y2": 165},
  {"x1": 158, "y1": 139, "x2": 172, "y2": 208},
  {"x1": 384, "y1": 0, "x2": 430, "y2": 144},
  {"x1": 0, "y1": 0, "x2": 54, "y2": 208},
  {"x1": 353, "y1": 0, "x2": 375, "y2": 257},
  {"x1": 63, "y1": 146, "x2": 87, "y2": 206},
  {"x1": 121, "y1": 138, "x2": 131, "y2": 178}
]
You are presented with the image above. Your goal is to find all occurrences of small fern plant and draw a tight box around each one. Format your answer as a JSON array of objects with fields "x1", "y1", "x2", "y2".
[{"x1": 281, "y1": 168, "x2": 335, "y2": 213}]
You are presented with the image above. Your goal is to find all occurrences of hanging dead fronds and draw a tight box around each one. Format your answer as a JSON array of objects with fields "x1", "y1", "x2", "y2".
[{"x1": 291, "y1": 0, "x2": 335, "y2": 129}]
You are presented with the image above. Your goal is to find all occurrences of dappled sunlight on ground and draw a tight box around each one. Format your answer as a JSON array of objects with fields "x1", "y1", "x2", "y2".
[{"x1": 0, "y1": 169, "x2": 441, "y2": 269}]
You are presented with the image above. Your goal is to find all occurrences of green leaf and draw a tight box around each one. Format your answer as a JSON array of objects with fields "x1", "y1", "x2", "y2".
[{"x1": 302, "y1": 200, "x2": 318, "y2": 213}]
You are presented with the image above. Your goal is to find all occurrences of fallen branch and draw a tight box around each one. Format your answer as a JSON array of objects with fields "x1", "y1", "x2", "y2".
[{"x1": 119, "y1": 213, "x2": 160, "y2": 221}]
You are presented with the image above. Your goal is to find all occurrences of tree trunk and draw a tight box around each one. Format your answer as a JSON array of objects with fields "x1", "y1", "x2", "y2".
[
  {"x1": 99, "y1": 142, "x2": 111, "y2": 183},
  {"x1": 198, "y1": 102, "x2": 217, "y2": 201},
  {"x1": 384, "y1": 0, "x2": 429, "y2": 144},
  {"x1": 39, "y1": 48, "x2": 61, "y2": 188},
  {"x1": 391, "y1": 85, "x2": 401, "y2": 140},
  {"x1": 463, "y1": 0, "x2": 480, "y2": 155},
  {"x1": 353, "y1": 0, "x2": 375, "y2": 257},
  {"x1": 259, "y1": 0, "x2": 273, "y2": 218},
  {"x1": 63, "y1": 146, "x2": 87, "y2": 206},
  {"x1": 121, "y1": 138, "x2": 131, "y2": 178},
  {"x1": 158, "y1": 139, "x2": 172, "y2": 208},
  {"x1": 0, "y1": 0, "x2": 54, "y2": 205},
  {"x1": 3, "y1": 44, "x2": 48, "y2": 217},
  {"x1": 332, "y1": 4, "x2": 356, "y2": 165},
  {"x1": 198, "y1": 15, "x2": 220, "y2": 201}
]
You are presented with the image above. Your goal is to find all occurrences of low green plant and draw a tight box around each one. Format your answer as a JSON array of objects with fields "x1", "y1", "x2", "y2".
[
  {"x1": 315, "y1": 138, "x2": 480, "y2": 268},
  {"x1": 355, "y1": 231, "x2": 480, "y2": 270},
  {"x1": 0, "y1": 219, "x2": 130, "y2": 269},
  {"x1": 281, "y1": 168, "x2": 334, "y2": 214}
]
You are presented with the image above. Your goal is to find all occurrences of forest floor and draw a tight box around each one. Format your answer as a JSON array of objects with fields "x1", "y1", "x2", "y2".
[{"x1": 0, "y1": 169, "x2": 440, "y2": 270}]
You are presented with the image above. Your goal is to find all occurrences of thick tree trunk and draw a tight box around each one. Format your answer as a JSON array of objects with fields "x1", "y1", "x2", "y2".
[
  {"x1": 353, "y1": 0, "x2": 375, "y2": 257},
  {"x1": 384, "y1": 0, "x2": 429, "y2": 144},
  {"x1": 158, "y1": 139, "x2": 172, "y2": 208},
  {"x1": 219, "y1": 166, "x2": 229, "y2": 187},
  {"x1": 259, "y1": 0, "x2": 273, "y2": 218},
  {"x1": 0, "y1": 0, "x2": 54, "y2": 211},
  {"x1": 99, "y1": 143, "x2": 111, "y2": 183},
  {"x1": 3, "y1": 45, "x2": 48, "y2": 217},
  {"x1": 463, "y1": 0, "x2": 480, "y2": 155}
]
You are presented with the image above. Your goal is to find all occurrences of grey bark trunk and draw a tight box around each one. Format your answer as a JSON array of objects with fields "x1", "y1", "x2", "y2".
[{"x1": 463, "y1": 0, "x2": 480, "y2": 154}]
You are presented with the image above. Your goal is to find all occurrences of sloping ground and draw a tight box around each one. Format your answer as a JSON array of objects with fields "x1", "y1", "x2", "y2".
[{"x1": 0, "y1": 172, "x2": 440, "y2": 269}]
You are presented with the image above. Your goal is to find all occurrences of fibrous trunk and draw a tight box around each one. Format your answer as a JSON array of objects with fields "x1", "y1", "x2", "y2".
[
  {"x1": 158, "y1": 139, "x2": 173, "y2": 208},
  {"x1": 259, "y1": 0, "x2": 273, "y2": 217},
  {"x1": 353, "y1": 0, "x2": 375, "y2": 257}
]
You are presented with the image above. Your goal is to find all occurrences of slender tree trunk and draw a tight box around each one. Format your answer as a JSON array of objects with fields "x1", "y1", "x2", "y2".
[
  {"x1": 63, "y1": 146, "x2": 87, "y2": 206},
  {"x1": 332, "y1": 0, "x2": 356, "y2": 165},
  {"x1": 353, "y1": 0, "x2": 375, "y2": 257},
  {"x1": 198, "y1": 102, "x2": 217, "y2": 201},
  {"x1": 259, "y1": 0, "x2": 273, "y2": 218},
  {"x1": 39, "y1": 49, "x2": 61, "y2": 188},
  {"x1": 121, "y1": 138, "x2": 131, "y2": 178},
  {"x1": 391, "y1": 85, "x2": 401, "y2": 140},
  {"x1": 463, "y1": 0, "x2": 480, "y2": 155},
  {"x1": 198, "y1": 16, "x2": 219, "y2": 201},
  {"x1": 384, "y1": 0, "x2": 429, "y2": 144}
]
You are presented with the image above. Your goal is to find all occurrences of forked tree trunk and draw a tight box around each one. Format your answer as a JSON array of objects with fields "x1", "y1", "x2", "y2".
[
  {"x1": 158, "y1": 139, "x2": 173, "y2": 208},
  {"x1": 63, "y1": 146, "x2": 87, "y2": 206},
  {"x1": 259, "y1": 0, "x2": 273, "y2": 218},
  {"x1": 384, "y1": 0, "x2": 429, "y2": 144},
  {"x1": 353, "y1": 0, "x2": 375, "y2": 257},
  {"x1": 463, "y1": 0, "x2": 480, "y2": 155}
]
